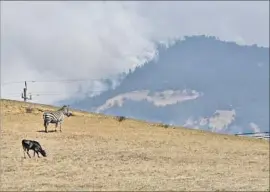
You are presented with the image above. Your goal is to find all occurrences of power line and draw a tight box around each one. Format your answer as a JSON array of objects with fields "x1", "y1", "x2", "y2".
[
  {"x1": 2, "y1": 78, "x2": 103, "y2": 86},
  {"x1": 3, "y1": 90, "x2": 105, "y2": 96},
  {"x1": 2, "y1": 78, "x2": 109, "y2": 101},
  {"x1": 2, "y1": 89, "x2": 106, "y2": 99},
  {"x1": 1, "y1": 81, "x2": 30, "y2": 85}
]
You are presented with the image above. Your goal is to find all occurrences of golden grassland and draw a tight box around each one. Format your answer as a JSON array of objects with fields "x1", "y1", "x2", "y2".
[{"x1": 0, "y1": 99, "x2": 269, "y2": 191}]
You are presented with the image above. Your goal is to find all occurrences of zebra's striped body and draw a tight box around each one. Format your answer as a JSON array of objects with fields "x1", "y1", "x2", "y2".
[{"x1": 43, "y1": 105, "x2": 71, "y2": 133}]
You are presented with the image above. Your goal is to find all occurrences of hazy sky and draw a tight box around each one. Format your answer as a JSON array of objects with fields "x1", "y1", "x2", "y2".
[{"x1": 1, "y1": 1, "x2": 269, "y2": 104}]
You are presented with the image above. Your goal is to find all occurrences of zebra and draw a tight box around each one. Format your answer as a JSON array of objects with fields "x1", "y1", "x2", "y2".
[
  {"x1": 22, "y1": 139, "x2": 47, "y2": 158},
  {"x1": 43, "y1": 105, "x2": 72, "y2": 133}
]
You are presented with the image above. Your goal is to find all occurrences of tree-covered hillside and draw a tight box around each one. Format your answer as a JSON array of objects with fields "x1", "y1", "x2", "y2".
[{"x1": 64, "y1": 35, "x2": 269, "y2": 134}]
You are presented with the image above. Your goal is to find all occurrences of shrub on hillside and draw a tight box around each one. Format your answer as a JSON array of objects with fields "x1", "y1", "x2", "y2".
[
  {"x1": 25, "y1": 107, "x2": 33, "y2": 113},
  {"x1": 116, "y1": 116, "x2": 126, "y2": 122},
  {"x1": 158, "y1": 123, "x2": 169, "y2": 128}
]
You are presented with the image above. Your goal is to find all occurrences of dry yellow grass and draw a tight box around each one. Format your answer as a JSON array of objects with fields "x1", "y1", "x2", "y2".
[{"x1": 0, "y1": 99, "x2": 269, "y2": 191}]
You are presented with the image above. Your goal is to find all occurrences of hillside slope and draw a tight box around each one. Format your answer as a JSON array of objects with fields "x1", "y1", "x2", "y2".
[
  {"x1": 69, "y1": 35, "x2": 269, "y2": 134},
  {"x1": 1, "y1": 99, "x2": 269, "y2": 191}
]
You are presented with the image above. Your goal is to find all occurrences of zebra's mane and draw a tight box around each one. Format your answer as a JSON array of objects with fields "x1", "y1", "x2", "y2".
[{"x1": 57, "y1": 105, "x2": 68, "y2": 111}]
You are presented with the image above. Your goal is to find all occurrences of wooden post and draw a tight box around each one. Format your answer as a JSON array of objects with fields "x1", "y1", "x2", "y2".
[
  {"x1": 21, "y1": 81, "x2": 32, "y2": 102},
  {"x1": 23, "y1": 88, "x2": 27, "y2": 102}
]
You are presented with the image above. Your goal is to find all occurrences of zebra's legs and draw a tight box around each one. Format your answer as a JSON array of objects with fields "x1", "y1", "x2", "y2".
[
  {"x1": 44, "y1": 120, "x2": 48, "y2": 133},
  {"x1": 26, "y1": 149, "x2": 31, "y2": 158},
  {"x1": 23, "y1": 147, "x2": 26, "y2": 158},
  {"x1": 34, "y1": 149, "x2": 40, "y2": 158},
  {"x1": 60, "y1": 122, "x2": 62, "y2": 132},
  {"x1": 55, "y1": 123, "x2": 58, "y2": 132}
]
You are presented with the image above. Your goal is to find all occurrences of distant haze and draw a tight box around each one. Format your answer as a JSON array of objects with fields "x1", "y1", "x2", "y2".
[{"x1": 1, "y1": 1, "x2": 269, "y2": 104}]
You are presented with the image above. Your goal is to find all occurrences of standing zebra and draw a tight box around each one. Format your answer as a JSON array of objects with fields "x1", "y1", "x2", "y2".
[{"x1": 43, "y1": 105, "x2": 72, "y2": 133}]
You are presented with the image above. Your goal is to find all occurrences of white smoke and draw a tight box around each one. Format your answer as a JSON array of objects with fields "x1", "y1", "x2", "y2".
[{"x1": 1, "y1": 1, "x2": 269, "y2": 104}]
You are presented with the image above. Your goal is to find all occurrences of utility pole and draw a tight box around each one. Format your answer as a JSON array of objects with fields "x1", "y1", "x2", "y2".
[{"x1": 21, "y1": 81, "x2": 32, "y2": 102}]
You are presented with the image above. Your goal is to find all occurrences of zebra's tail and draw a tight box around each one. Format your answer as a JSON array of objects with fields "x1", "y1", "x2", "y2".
[
  {"x1": 43, "y1": 113, "x2": 49, "y2": 124},
  {"x1": 43, "y1": 113, "x2": 46, "y2": 120},
  {"x1": 22, "y1": 140, "x2": 26, "y2": 150}
]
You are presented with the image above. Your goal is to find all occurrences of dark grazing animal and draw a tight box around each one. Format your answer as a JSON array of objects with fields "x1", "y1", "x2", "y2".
[
  {"x1": 43, "y1": 105, "x2": 71, "y2": 133},
  {"x1": 22, "y1": 139, "x2": 47, "y2": 158},
  {"x1": 116, "y1": 116, "x2": 126, "y2": 122}
]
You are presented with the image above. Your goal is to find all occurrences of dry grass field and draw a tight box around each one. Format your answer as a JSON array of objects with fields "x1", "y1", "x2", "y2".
[{"x1": 0, "y1": 99, "x2": 269, "y2": 191}]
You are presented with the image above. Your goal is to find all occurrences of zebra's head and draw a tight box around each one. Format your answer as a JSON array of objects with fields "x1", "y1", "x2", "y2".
[{"x1": 58, "y1": 105, "x2": 72, "y2": 117}]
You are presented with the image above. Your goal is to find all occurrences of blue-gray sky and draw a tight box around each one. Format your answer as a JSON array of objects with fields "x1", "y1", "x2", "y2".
[{"x1": 1, "y1": 1, "x2": 269, "y2": 104}]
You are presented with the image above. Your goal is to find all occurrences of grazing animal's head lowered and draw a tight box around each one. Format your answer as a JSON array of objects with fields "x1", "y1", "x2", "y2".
[
  {"x1": 39, "y1": 148, "x2": 47, "y2": 157},
  {"x1": 22, "y1": 139, "x2": 47, "y2": 158}
]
